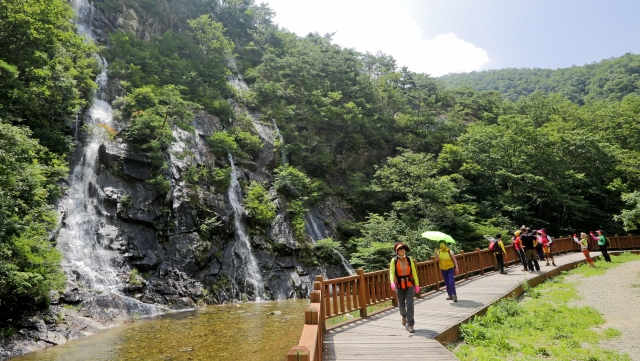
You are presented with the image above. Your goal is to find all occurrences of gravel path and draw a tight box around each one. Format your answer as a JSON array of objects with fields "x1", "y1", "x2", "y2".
[{"x1": 567, "y1": 260, "x2": 640, "y2": 361}]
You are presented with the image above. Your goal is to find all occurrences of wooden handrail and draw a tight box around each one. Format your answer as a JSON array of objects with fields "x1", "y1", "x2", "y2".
[{"x1": 286, "y1": 234, "x2": 640, "y2": 359}]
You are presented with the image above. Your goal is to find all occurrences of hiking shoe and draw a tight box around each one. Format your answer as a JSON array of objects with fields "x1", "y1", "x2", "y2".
[
  {"x1": 408, "y1": 325, "x2": 415, "y2": 333},
  {"x1": 500, "y1": 271, "x2": 507, "y2": 274},
  {"x1": 402, "y1": 317, "x2": 406, "y2": 325},
  {"x1": 453, "y1": 295, "x2": 458, "y2": 302},
  {"x1": 552, "y1": 263, "x2": 557, "y2": 266},
  {"x1": 546, "y1": 263, "x2": 550, "y2": 266},
  {"x1": 446, "y1": 296, "x2": 453, "y2": 300}
]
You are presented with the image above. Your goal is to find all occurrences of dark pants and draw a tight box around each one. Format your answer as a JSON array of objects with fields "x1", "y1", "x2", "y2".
[
  {"x1": 396, "y1": 286, "x2": 415, "y2": 326},
  {"x1": 441, "y1": 268, "x2": 456, "y2": 297},
  {"x1": 536, "y1": 244, "x2": 545, "y2": 260},
  {"x1": 495, "y1": 253, "x2": 505, "y2": 272},
  {"x1": 599, "y1": 245, "x2": 612, "y2": 262},
  {"x1": 525, "y1": 249, "x2": 540, "y2": 271},
  {"x1": 516, "y1": 249, "x2": 528, "y2": 270}
]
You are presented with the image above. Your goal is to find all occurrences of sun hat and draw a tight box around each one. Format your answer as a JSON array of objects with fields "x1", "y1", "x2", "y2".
[{"x1": 394, "y1": 242, "x2": 410, "y2": 252}]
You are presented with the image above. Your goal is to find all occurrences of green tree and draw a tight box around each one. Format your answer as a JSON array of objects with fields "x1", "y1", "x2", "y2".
[
  {"x1": 0, "y1": 121, "x2": 66, "y2": 323},
  {"x1": 0, "y1": 0, "x2": 98, "y2": 154}
]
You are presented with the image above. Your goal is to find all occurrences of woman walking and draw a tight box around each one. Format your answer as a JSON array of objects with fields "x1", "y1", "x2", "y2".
[
  {"x1": 434, "y1": 241, "x2": 459, "y2": 302},
  {"x1": 389, "y1": 243, "x2": 420, "y2": 333},
  {"x1": 574, "y1": 233, "x2": 595, "y2": 267}
]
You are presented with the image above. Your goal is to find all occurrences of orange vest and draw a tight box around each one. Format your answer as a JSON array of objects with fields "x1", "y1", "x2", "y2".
[{"x1": 396, "y1": 257, "x2": 414, "y2": 289}]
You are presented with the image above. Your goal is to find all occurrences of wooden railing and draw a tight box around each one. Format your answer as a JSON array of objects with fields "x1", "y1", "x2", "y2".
[{"x1": 286, "y1": 235, "x2": 640, "y2": 361}]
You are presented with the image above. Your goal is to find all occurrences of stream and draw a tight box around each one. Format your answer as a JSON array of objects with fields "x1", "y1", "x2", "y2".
[{"x1": 11, "y1": 299, "x2": 307, "y2": 361}]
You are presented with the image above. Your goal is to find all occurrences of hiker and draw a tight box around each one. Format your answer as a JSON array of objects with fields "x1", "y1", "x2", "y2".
[
  {"x1": 513, "y1": 230, "x2": 528, "y2": 271},
  {"x1": 520, "y1": 227, "x2": 540, "y2": 272},
  {"x1": 434, "y1": 240, "x2": 459, "y2": 302},
  {"x1": 591, "y1": 230, "x2": 612, "y2": 262},
  {"x1": 574, "y1": 233, "x2": 595, "y2": 267},
  {"x1": 389, "y1": 242, "x2": 420, "y2": 333},
  {"x1": 539, "y1": 228, "x2": 556, "y2": 266},
  {"x1": 535, "y1": 230, "x2": 545, "y2": 261},
  {"x1": 491, "y1": 233, "x2": 508, "y2": 274}
]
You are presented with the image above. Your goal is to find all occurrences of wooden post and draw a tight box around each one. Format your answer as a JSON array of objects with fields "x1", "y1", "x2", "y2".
[
  {"x1": 460, "y1": 250, "x2": 468, "y2": 280},
  {"x1": 476, "y1": 248, "x2": 484, "y2": 275},
  {"x1": 305, "y1": 307, "x2": 319, "y2": 325},
  {"x1": 287, "y1": 346, "x2": 310, "y2": 361},
  {"x1": 357, "y1": 269, "x2": 368, "y2": 317}
]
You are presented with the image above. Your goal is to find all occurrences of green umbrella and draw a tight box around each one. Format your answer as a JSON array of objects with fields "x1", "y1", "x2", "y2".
[{"x1": 421, "y1": 231, "x2": 456, "y2": 244}]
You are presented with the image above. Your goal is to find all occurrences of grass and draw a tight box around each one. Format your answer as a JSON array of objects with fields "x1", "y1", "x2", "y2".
[
  {"x1": 326, "y1": 300, "x2": 393, "y2": 327},
  {"x1": 454, "y1": 252, "x2": 640, "y2": 361}
]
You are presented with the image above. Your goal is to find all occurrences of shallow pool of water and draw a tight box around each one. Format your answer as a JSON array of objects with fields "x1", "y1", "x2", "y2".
[{"x1": 13, "y1": 299, "x2": 309, "y2": 361}]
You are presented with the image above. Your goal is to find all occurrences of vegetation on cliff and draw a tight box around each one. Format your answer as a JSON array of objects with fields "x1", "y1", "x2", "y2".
[{"x1": 5, "y1": 0, "x2": 640, "y2": 321}]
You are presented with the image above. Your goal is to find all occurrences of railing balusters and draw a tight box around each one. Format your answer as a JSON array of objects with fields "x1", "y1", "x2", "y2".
[{"x1": 291, "y1": 235, "x2": 640, "y2": 360}]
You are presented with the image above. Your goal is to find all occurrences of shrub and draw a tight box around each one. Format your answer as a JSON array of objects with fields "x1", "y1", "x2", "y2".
[
  {"x1": 147, "y1": 174, "x2": 171, "y2": 195},
  {"x1": 314, "y1": 238, "x2": 344, "y2": 264},
  {"x1": 232, "y1": 131, "x2": 262, "y2": 159},
  {"x1": 287, "y1": 200, "x2": 308, "y2": 241},
  {"x1": 274, "y1": 165, "x2": 322, "y2": 201},
  {"x1": 245, "y1": 181, "x2": 276, "y2": 226},
  {"x1": 210, "y1": 166, "x2": 231, "y2": 190},
  {"x1": 207, "y1": 131, "x2": 238, "y2": 158}
]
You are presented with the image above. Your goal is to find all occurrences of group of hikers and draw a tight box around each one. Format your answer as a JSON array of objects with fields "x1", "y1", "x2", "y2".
[{"x1": 388, "y1": 227, "x2": 612, "y2": 333}]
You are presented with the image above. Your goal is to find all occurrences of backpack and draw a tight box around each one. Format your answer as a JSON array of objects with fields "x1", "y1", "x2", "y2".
[
  {"x1": 605, "y1": 237, "x2": 610, "y2": 247},
  {"x1": 489, "y1": 240, "x2": 503, "y2": 254},
  {"x1": 546, "y1": 235, "x2": 554, "y2": 247}
]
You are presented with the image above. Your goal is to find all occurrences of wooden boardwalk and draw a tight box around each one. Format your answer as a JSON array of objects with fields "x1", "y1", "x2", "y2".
[{"x1": 323, "y1": 251, "x2": 598, "y2": 360}]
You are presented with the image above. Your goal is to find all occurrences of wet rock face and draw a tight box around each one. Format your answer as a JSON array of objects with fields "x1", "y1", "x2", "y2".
[{"x1": 72, "y1": 113, "x2": 354, "y2": 310}]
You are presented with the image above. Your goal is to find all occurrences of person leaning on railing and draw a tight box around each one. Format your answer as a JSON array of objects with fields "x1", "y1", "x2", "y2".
[
  {"x1": 591, "y1": 230, "x2": 612, "y2": 263},
  {"x1": 389, "y1": 242, "x2": 420, "y2": 333},
  {"x1": 574, "y1": 233, "x2": 595, "y2": 267}
]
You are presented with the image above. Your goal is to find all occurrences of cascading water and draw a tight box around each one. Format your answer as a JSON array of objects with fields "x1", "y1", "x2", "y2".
[
  {"x1": 57, "y1": 0, "x2": 121, "y2": 293},
  {"x1": 227, "y1": 154, "x2": 265, "y2": 300},
  {"x1": 334, "y1": 250, "x2": 356, "y2": 276},
  {"x1": 304, "y1": 209, "x2": 328, "y2": 241},
  {"x1": 272, "y1": 119, "x2": 288, "y2": 165},
  {"x1": 56, "y1": 0, "x2": 162, "y2": 316}
]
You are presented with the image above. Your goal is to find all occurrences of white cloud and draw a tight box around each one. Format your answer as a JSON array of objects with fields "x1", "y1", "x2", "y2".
[{"x1": 260, "y1": 0, "x2": 489, "y2": 76}]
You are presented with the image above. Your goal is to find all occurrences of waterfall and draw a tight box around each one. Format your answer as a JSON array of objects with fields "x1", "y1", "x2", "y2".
[
  {"x1": 55, "y1": 0, "x2": 163, "y2": 317},
  {"x1": 334, "y1": 250, "x2": 356, "y2": 276},
  {"x1": 303, "y1": 207, "x2": 329, "y2": 243},
  {"x1": 272, "y1": 119, "x2": 288, "y2": 165},
  {"x1": 227, "y1": 154, "x2": 265, "y2": 300}
]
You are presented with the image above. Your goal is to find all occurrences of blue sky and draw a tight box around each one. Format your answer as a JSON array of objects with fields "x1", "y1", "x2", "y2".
[{"x1": 261, "y1": 0, "x2": 640, "y2": 76}]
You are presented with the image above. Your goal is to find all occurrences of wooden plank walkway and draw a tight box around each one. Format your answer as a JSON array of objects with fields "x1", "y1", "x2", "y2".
[{"x1": 323, "y1": 251, "x2": 599, "y2": 360}]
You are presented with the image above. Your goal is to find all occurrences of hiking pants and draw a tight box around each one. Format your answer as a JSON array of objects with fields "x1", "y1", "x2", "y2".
[
  {"x1": 599, "y1": 245, "x2": 612, "y2": 262},
  {"x1": 495, "y1": 253, "x2": 505, "y2": 272},
  {"x1": 516, "y1": 249, "x2": 528, "y2": 270},
  {"x1": 525, "y1": 249, "x2": 540, "y2": 271},
  {"x1": 441, "y1": 268, "x2": 456, "y2": 296},
  {"x1": 582, "y1": 250, "x2": 594, "y2": 266},
  {"x1": 396, "y1": 286, "x2": 415, "y2": 326}
]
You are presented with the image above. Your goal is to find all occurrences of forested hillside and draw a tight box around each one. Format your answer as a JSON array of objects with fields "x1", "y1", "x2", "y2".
[
  {"x1": 438, "y1": 53, "x2": 640, "y2": 104},
  {"x1": 3, "y1": 0, "x2": 640, "y2": 328}
]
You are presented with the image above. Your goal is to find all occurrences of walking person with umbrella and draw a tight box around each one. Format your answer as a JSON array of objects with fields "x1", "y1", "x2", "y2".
[{"x1": 422, "y1": 231, "x2": 459, "y2": 302}]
